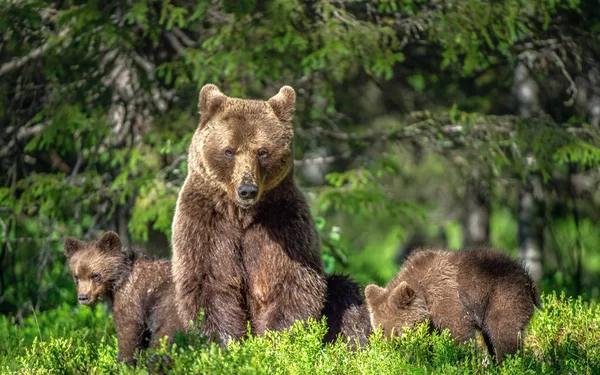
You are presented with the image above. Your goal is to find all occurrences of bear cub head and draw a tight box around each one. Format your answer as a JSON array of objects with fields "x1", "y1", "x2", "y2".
[
  {"x1": 191, "y1": 84, "x2": 296, "y2": 208},
  {"x1": 63, "y1": 231, "x2": 129, "y2": 306},
  {"x1": 364, "y1": 281, "x2": 429, "y2": 337}
]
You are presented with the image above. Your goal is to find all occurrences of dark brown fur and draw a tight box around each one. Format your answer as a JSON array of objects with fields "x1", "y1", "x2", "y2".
[
  {"x1": 64, "y1": 231, "x2": 181, "y2": 363},
  {"x1": 171, "y1": 85, "x2": 326, "y2": 342},
  {"x1": 322, "y1": 274, "x2": 372, "y2": 348},
  {"x1": 365, "y1": 248, "x2": 541, "y2": 363}
]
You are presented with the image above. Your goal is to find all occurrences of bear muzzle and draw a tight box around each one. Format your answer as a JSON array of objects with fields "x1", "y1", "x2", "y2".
[
  {"x1": 78, "y1": 293, "x2": 92, "y2": 305},
  {"x1": 237, "y1": 183, "x2": 259, "y2": 202}
]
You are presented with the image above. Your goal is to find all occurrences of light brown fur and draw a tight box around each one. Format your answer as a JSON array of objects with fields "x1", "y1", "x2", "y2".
[
  {"x1": 64, "y1": 231, "x2": 181, "y2": 363},
  {"x1": 365, "y1": 248, "x2": 540, "y2": 363},
  {"x1": 171, "y1": 85, "x2": 326, "y2": 343}
]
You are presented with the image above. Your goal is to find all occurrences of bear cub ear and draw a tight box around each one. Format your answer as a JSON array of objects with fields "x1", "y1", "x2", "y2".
[
  {"x1": 389, "y1": 281, "x2": 416, "y2": 308},
  {"x1": 198, "y1": 84, "x2": 228, "y2": 115},
  {"x1": 97, "y1": 231, "x2": 122, "y2": 253},
  {"x1": 268, "y1": 86, "x2": 296, "y2": 123},
  {"x1": 64, "y1": 237, "x2": 85, "y2": 258},
  {"x1": 365, "y1": 284, "x2": 387, "y2": 306}
]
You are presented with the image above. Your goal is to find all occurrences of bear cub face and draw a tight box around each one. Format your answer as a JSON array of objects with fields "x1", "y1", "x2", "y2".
[
  {"x1": 365, "y1": 281, "x2": 429, "y2": 337},
  {"x1": 63, "y1": 231, "x2": 127, "y2": 306},
  {"x1": 194, "y1": 84, "x2": 296, "y2": 208}
]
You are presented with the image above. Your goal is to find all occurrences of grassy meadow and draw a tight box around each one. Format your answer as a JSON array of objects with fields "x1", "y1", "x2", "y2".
[{"x1": 1, "y1": 293, "x2": 598, "y2": 375}]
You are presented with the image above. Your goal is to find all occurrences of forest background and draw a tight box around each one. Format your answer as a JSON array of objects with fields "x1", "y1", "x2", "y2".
[{"x1": 1, "y1": 0, "x2": 600, "y2": 373}]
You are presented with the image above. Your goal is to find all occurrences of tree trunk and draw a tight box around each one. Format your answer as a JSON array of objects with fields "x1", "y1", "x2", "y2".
[
  {"x1": 514, "y1": 62, "x2": 545, "y2": 281},
  {"x1": 463, "y1": 178, "x2": 490, "y2": 247},
  {"x1": 517, "y1": 175, "x2": 545, "y2": 281},
  {"x1": 117, "y1": 204, "x2": 131, "y2": 251}
]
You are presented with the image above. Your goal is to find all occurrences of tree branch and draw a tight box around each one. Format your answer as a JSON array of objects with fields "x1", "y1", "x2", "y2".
[
  {"x1": 172, "y1": 27, "x2": 195, "y2": 47},
  {"x1": 0, "y1": 28, "x2": 70, "y2": 77},
  {"x1": 165, "y1": 32, "x2": 187, "y2": 57},
  {"x1": 308, "y1": 113, "x2": 598, "y2": 146}
]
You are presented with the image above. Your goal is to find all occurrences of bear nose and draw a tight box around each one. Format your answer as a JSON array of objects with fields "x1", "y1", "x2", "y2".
[
  {"x1": 237, "y1": 184, "x2": 258, "y2": 200},
  {"x1": 78, "y1": 294, "x2": 89, "y2": 303}
]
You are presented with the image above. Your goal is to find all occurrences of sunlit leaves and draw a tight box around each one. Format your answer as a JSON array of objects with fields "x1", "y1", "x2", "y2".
[
  {"x1": 3, "y1": 294, "x2": 600, "y2": 374},
  {"x1": 554, "y1": 141, "x2": 600, "y2": 168},
  {"x1": 129, "y1": 180, "x2": 178, "y2": 242},
  {"x1": 421, "y1": 0, "x2": 580, "y2": 75},
  {"x1": 314, "y1": 158, "x2": 424, "y2": 222}
]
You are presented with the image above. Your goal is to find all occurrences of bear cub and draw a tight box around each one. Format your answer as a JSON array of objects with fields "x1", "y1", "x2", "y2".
[
  {"x1": 365, "y1": 248, "x2": 540, "y2": 363},
  {"x1": 64, "y1": 231, "x2": 181, "y2": 363},
  {"x1": 322, "y1": 274, "x2": 372, "y2": 348}
]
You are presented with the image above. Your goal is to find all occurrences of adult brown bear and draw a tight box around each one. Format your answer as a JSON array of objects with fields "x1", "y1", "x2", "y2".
[{"x1": 171, "y1": 85, "x2": 326, "y2": 343}]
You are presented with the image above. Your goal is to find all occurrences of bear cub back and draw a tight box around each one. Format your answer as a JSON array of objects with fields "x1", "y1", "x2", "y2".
[
  {"x1": 322, "y1": 274, "x2": 372, "y2": 348},
  {"x1": 64, "y1": 231, "x2": 181, "y2": 363},
  {"x1": 365, "y1": 248, "x2": 540, "y2": 363}
]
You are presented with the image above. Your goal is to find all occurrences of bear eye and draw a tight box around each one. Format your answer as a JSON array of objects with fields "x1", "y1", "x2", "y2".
[
  {"x1": 74, "y1": 275, "x2": 79, "y2": 283},
  {"x1": 257, "y1": 149, "x2": 268, "y2": 159},
  {"x1": 224, "y1": 149, "x2": 234, "y2": 158},
  {"x1": 91, "y1": 273, "x2": 102, "y2": 283}
]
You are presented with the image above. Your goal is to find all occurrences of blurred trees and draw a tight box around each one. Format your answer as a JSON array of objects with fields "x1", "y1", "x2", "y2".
[{"x1": 1, "y1": 0, "x2": 600, "y2": 317}]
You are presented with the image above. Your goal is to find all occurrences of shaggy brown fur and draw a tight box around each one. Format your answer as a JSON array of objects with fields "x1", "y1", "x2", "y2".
[
  {"x1": 365, "y1": 248, "x2": 541, "y2": 363},
  {"x1": 322, "y1": 274, "x2": 372, "y2": 348},
  {"x1": 171, "y1": 84, "x2": 326, "y2": 342},
  {"x1": 64, "y1": 231, "x2": 181, "y2": 363}
]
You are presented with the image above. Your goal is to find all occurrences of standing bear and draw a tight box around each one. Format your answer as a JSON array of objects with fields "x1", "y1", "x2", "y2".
[
  {"x1": 172, "y1": 84, "x2": 326, "y2": 342},
  {"x1": 365, "y1": 248, "x2": 541, "y2": 363}
]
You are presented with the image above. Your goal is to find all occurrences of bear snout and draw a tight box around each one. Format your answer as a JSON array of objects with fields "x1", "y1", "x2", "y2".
[
  {"x1": 78, "y1": 293, "x2": 90, "y2": 304},
  {"x1": 237, "y1": 183, "x2": 258, "y2": 200}
]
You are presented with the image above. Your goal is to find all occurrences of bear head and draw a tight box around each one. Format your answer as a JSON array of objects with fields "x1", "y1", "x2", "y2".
[
  {"x1": 63, "y1": 231, "x2": 127, "y2": 306},
  {"x1": 190, "y1": 84, "x2": 296, "y2": 208},
  {"x1": 364, "y1": 281, "x2": 429, "y2": 337}
]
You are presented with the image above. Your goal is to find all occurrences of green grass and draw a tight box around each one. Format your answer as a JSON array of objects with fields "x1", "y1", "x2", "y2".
[{"x1": 1, "y1": 293, "x2": 598, "y2": 374}]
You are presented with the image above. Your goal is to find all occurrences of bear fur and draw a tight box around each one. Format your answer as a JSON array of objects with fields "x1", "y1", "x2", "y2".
[
  {"x1": 365, "y1": 248, "x2": 541, "y2": 363},
  {"x1": 64, "y1": 231, "x2": 181, "y2": 363},
  {"x1": 322, "y1": 274, "x2": 372, "y2": 348},
  {"x1": 171, "y1": 84, "x2": 326, "y2": 342}
]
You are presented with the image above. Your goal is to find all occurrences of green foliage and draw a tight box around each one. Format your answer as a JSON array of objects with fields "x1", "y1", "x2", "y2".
[
  {"x1": 129, "y1": 180, "x2": 178, "y2": 241},
  {"x1": 1, "y1": 293, "x2": 598, "y2": 374},
  {"x1": 544, "y1": 216, "x2": 600, "y2": 299},
  {"x1": 314, "y1": 158, "x2": 424, "y2": 220},
  {"x1": 2, "y1": 0, "x2": 600, "y2": 323},
  {"x1": 0, "y1": 303, "x2": 115, "y2": 368},
  {"x1": 554, "y1": 140, "x2": 600, "y2": 168},
  {"x1": 314, "y1": 216, "x2": 347, "y2": 274},
  {"x1": 526, "y1": 293, "x2": 600, "y2": 373}
]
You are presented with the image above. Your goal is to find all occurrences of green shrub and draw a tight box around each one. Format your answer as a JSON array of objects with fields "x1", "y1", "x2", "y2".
[{"x1": 1, "y1": 293, "x2": 598, "y2": 374}]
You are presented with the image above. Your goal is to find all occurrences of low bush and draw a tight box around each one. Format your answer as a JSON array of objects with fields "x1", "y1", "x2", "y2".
[{"x1": 1, "y1": 293, "x2": 598, "y2": 374}]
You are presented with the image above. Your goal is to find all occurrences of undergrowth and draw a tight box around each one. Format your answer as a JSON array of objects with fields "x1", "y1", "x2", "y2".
[{"x1": 0, "y1": 293, "x2": 598, "y2": 374}]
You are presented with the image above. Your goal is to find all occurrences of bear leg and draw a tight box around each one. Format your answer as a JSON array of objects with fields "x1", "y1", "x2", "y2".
[
  {"x1": 242, "y1": 219, "x2": 326, "y2": 335},
  {"x1": 114, "y1": 318, "x2": 146, "y2": 365},
  {"x1": 249, "y1": 267, "x2": 326, "y2": 334},
  {"x1": 484, "y1": 293, "x2": 535, "y2": 363},
  {"x1": 173, "y1": 246, "x2": 248, "y2": 343}
]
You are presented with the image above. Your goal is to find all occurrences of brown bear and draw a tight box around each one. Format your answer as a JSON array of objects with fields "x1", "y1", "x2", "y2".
[
  {"x1": 322, "y1": 274, "x2": 372, "y2": 348},
  {"x1": 64, "y1": 231, "x2": 181, "y2": 363},
  {"x1": 365, "y1": 248, "x2": 541, "y2": 363},
  {"x1": 171, "y1": 84, "x2": 326, "y2": 342}
]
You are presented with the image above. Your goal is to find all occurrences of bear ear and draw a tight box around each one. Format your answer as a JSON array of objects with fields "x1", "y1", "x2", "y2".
[
  {"x1": 365, "y1": 284, "x2": 387, "y2": 305},
  {"x1": 63, "y1": 237, "x2": 84, "y2": 258},
  {"x1": 389, "y1": 281, "x2": 416, "y2": 308},
  {"x1": 198, "y1": 84, "x2": 228, "y2": 116},
  {"x1": 268, "y1": 86, "x2": 296, "y2": 123},
  {"x1": 97, "y1": 231, "x2": 121, "y2": 253}
]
